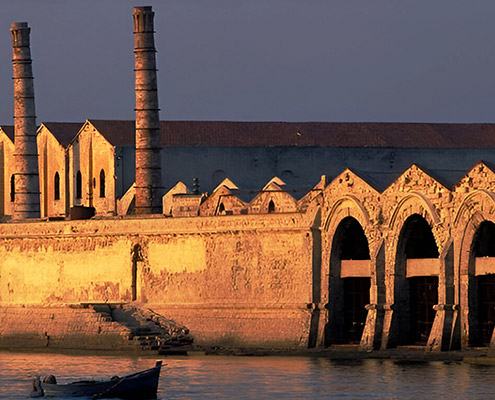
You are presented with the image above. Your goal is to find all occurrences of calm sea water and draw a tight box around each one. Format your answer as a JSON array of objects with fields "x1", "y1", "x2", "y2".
[{"x1": 0, "y1": 351, "x2": 494, "y2": 399}]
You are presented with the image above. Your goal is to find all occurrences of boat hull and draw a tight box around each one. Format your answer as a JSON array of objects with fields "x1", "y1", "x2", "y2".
[{"x1": 38, "y1": 361, "x2": 162, "y2": 399}]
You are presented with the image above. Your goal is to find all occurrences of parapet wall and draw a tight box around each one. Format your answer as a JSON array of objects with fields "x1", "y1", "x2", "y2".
[{"x1": 0, "y1": 212, "x2": 318, "y2": 348}]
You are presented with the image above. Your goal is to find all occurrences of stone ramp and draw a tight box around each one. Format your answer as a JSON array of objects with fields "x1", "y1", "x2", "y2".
[{"x1": 92, "y1": 303, "x2": 193, "y2": 353}]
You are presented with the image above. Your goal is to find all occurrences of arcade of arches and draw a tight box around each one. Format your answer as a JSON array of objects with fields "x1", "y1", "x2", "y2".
[{"x1": 317, "y1": 165, "x2": 495, "y2": 352}]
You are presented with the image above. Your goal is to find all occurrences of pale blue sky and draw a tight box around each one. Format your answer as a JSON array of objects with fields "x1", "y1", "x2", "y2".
[{"x1": 1, "y1": 0, "x2": 494, "y2": 124}]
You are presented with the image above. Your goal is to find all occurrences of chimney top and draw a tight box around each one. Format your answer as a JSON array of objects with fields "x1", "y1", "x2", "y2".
[
  {"x1": 10, "y1": 22, "x2": 30, "y2": 47},
  {"x1": 10, "y1": 22, "x2": 29, "y2": 30},
  {"x1": 133, "y1": 6, "x2": 154, "y2": 33},
  {"x1": 133, "y1": 6, "x2": 153, "y2": 12}
]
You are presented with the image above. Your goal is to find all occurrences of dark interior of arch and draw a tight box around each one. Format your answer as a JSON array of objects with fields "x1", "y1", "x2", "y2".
[
  {"x1": 403, "y1": 214, "x2": 439, "y2": 258},
  {"x1": 339, "y1": 217, "x2": 370, "y2": 260},
  {"x1": 472, "y1": 221, "x2": 495, "y2": 257}
]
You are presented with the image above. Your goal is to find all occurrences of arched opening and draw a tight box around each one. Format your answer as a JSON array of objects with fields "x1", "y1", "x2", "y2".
[
  {"x1": 470, "y1": 221, "x2": 495, "y2": 346},
  {"x1": 99, "y1": 169, "x2": 106, "y2": 198},
  {"x1": 268, "y1": 200, "x2": 275, "y2": 213},
  {"x1": 10, "y1": 174, "x2": 15, "y2": 202},
  {"x1": 396, "y1": 214, "x2": 439, "y2": 345},
  {"x1": 76, "y1": 171, "x2": 82, "y2": 199},
  {"x1": 54, "y1": 172, "x2": 60, "y2": 201},
  {"x1": 218, "y1": 202, "x2": 225, "y2": 214},
  {"x1": 326, "y1": 217, "x2": 371, "y2": 345}
]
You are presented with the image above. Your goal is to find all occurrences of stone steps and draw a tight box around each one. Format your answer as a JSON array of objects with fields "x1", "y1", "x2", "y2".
[{"x1": 90, "y1": 303, "x2": 193, "y2": 353}]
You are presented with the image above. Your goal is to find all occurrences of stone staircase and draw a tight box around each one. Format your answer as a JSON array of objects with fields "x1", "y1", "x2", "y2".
[{"x1": 91, "y1": 303, "x2": 193, "y2": 354}]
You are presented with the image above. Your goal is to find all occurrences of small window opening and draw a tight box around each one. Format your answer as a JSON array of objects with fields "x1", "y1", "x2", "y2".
[
  {"x1": 76, "y1": 171, "x2": 82, "y2": 199},
  {"x1": 10, "y1": 174, "x2": 15, "y2": 202},
  {"x1": 219, "y1": 203, "x2": 225, "y2": 214},
  {"x1": 268, "y1": 200, "x2": 275, "y2": 213},
  {"x1": 99, "y1": 169, "x2": 106, "y2": 198},
  {"x1": 54, "y1": 172, "x2": 60, "y2": 201}
]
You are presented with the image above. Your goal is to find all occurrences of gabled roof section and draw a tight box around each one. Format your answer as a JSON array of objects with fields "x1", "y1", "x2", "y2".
[
  {"x1": 262, "y1": 176, "x2": 286, "y2": 190},
  {"x1": 453, "y1": 160, "x2": 495, "y2": 190},
  {"x1": 213, "y1": 178, "x2": 238, "y2": 192},
  {"x1": 0, "y1": 126, "x2": 14, "y2": 142},
  {"x1": 40, "y1": 122, "x2": 83, "y2": 148},
  {"x1": 88, "y1": 120, "x2": 135, "y2": 147},
  {"x1": 383, "y1": 164, "x2": 451, "y2": 194},
  {"x1": 328, "y1": 168, "x2": 382, "y2": 193}
]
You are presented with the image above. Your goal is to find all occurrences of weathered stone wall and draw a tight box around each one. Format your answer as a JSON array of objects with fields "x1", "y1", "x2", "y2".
[
  {"x1": 0, "y1": 304, "x2": 133, "y2": 350},
  {"x1": 0, "y1": 212, "x2": 317, "y2": 348}
]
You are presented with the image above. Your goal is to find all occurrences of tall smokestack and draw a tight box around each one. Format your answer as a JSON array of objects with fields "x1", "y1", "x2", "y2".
[
  {"x1": 10, "y1": 22, "x2": 40, "y2": 219},
  {"x1": 133, "y1": 6, "x2": 163, "y2": 214}
]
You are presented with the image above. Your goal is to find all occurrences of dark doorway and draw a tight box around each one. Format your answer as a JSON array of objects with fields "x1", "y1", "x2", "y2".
[
  {"x1": 326, "y1": 217, "x2": 371, "y2": 346},
  {"x1": 409, "y1": 276, "x2": 438, "y2": 344},
  {"x1": 477, "y1": 274, "x2": 495, "y2": 345},
  {"x1": 470, "y1": 221, "x2": 495, "y2": 346},
  {"x1": 397, "y1": 214, "x2": 439, "y2": 346},
  {"x1": 343, "y1": 277, "x2": 371, "y2": 343}
]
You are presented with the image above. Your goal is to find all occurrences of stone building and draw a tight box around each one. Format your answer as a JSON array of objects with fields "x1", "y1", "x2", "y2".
[
  {"x1": 37, "y1": 122, "x2": 82, "y2": 218},
  {"x1": 67, "y1": 120, "x2": 135, "y2": 215},
  {"x1": 5, "y1": 8, "x2": 495, "y2": 354},
  {"x1": 0, "y1": 126, "x2": 14, "y2": 217}
]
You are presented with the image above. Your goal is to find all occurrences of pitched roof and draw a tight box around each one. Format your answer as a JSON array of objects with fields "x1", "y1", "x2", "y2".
[
  {"x1": 88, "y1": 120, "x2": 135, "y2": 146},
  {"x1": 43, "y1": 120, "x2": 495, "y2": 149},
  {"x1": 41, "y1": 122, "x2": 83, "y2": 147},
  {"x1": 159, "y1": 121, "x2": 495, "y2": 148},
  {"x1": 0, "y1": 126, "x2": 14, "y2": 142}
]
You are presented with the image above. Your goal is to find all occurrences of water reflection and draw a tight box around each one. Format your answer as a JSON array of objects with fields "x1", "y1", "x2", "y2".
[{"x1": 0, "y1": 352, "x2": 494, "y2": 399}]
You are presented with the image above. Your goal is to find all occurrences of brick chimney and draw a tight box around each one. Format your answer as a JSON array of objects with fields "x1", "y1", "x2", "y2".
[
  {"x1": 10, "y1": 22, "x2": 40, "y2": 219},
  {"x1": 133, "y1": 6, "x2": 163, "y2": 214}
]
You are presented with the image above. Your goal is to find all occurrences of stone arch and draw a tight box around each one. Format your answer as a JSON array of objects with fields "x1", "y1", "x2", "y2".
[
  {"x1": 387, "y1": 193, "x2": 443, "y2": 348},
  {"x1": 322, "y1": 195, "x2": 375, "y2": 346},
  {"x1": 454, "y1": 189, "x2": 495, "y2": 230},
  {"x1": 455, "y1": 190, "x2": 495, "y2": 348},
  {"x1": 323, "y1": 195, "x2": 371, "y2": 234},
  {"x1": 388, "y1": 192, "x2": 442, "y2": 261}
]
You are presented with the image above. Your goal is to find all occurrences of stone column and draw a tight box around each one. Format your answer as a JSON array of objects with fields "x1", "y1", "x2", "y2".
[
  {"x1": 133, "y1": 6, "x2": 163, "y2": 214},
  {"x1": 10, "y1": 22, "x2": 40, "y2": 219}
]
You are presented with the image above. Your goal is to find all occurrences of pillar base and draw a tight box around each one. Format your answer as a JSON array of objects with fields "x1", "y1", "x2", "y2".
[
  {"x1": 360, "y1": 303, "x2": 385, "y2": 351},
  {"x1": 426, "y1": 304, "x2": 459, "y2": 352}
]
